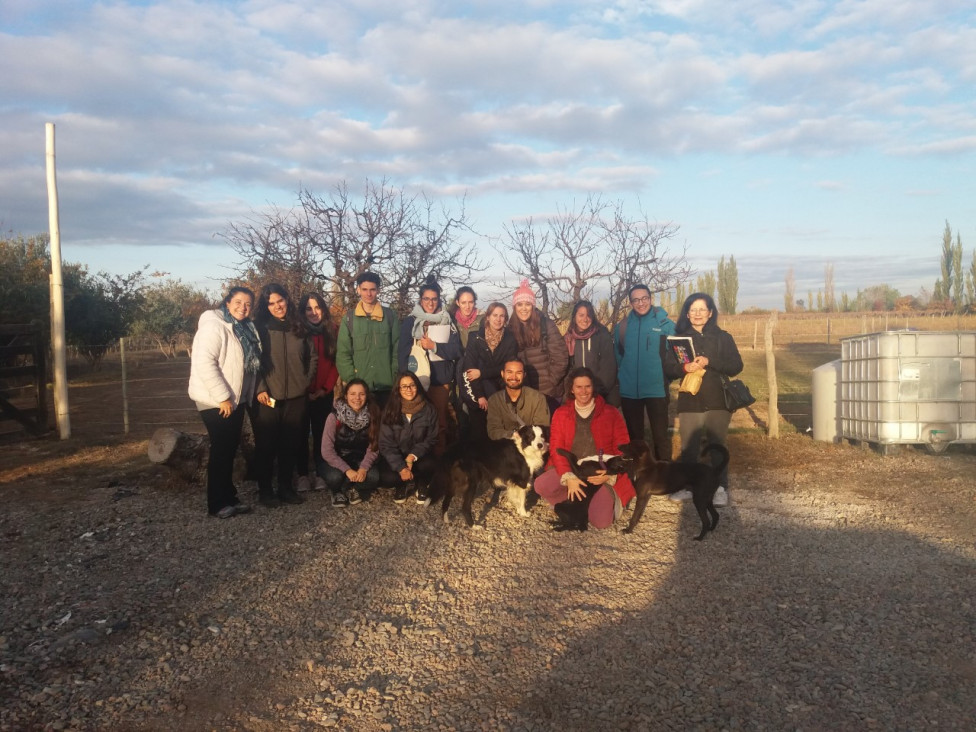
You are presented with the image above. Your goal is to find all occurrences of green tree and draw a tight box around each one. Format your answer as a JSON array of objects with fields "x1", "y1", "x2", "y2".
[
  {"x1": 695, "y1": 271, "x2": 716, "y2": 299},
  {"x1": 952, "y1": 232, "x2": 964, "y2": 311},
  {"x1": 967, "y1": 250, "x2": 976, "y2": 310},
  {"x1": 784, "y1": 268, "x2": 795, "y2": 312},
  {"x1": 935, "y1": 220, "x2": 953, "y2": 305},
  {"x1": 131, "y1": 279, "x2": 211, "y2": 357},
  {"x1": 716, "y1": 255, "x2": 738, "y2": 314},
  {"x1": 824, "y1": 264, "x2": 836, "y2": 312}
]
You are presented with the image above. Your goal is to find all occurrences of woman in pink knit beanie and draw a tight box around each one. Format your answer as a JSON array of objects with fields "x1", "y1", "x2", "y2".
[{"x1": 509, "y1": 279, "x2": 569, "y2": 408}]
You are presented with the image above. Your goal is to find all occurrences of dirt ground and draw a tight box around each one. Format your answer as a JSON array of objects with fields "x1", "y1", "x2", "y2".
[{"x1": 1, "y1": 355, "x2": 975, "y2": 729}]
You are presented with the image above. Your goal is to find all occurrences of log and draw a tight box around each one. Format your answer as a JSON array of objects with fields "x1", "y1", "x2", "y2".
[{"x1": 148, "y1": 428, "x2": 208, "y2": 482}]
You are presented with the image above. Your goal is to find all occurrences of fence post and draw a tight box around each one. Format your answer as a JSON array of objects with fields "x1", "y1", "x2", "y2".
[
  {"x1": 765, "y1": 312, "x2": 779, "y2": 439},
  {"x1": 753, "y1": 321, "x2": 758, "y2": 350},
  {"x1": 827, "y1": 317, "x2": 831, "y2": 345},
  {"x1": 120, "y1": 337, "x2": 130, "y2": 435}
]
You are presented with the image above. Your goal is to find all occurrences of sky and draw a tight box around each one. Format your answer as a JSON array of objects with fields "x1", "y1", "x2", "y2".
[{"x1": 2, "y1": 0, "x2": 975, "y2": 310}]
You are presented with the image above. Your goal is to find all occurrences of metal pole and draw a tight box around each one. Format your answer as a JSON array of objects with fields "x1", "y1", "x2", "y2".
[
  {"x1": 120, "y1": 337, "x2": 130, "y2": 435},
  {"x1": 46, "y1": 122, "x2": 71, "y2": 439}
]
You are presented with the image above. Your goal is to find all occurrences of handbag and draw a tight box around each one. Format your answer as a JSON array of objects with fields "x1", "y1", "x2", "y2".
[
  {"x1": 720, "y1": 374, "x2": 755, "y2": 411},
  {"x1": 407, "y1": 340, "x2": 431, "y2": 389}
]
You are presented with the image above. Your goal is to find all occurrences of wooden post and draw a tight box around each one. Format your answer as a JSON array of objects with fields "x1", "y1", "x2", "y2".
[
  {"x1": 765, "y1": 312, "x2": 779, "y2": 439},
  {"x1": 46, "y1": 122, "x2": 71, "y2": 439},
  {"x1": 752, "y1": 321, "x2": 758, "y2": 350},
  {"x1": 826, "y1": 317, "x2": 831, "y2": 345},
  {"x1": 120, "y1": 337, "x2": 130, "y2": 435}
]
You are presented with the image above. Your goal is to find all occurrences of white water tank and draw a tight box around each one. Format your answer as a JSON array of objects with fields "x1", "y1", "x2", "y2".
[{"x1": 812, "y1": 359, "x2": 841, "y2": 442}]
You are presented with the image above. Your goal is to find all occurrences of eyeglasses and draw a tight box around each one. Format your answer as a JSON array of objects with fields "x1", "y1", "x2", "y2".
[
  {"x1": 421, "y1": 296, "x2": 439, "y2": 304},
  {"x1": 630, "y1": 296, "x2": 651, "y2": 305},
  {"x1": 688, "y1": 308, "x2": 710, "y2": 314},
  {"x1": 399, "y1": 384, "x2": 417, "y2": 391}
]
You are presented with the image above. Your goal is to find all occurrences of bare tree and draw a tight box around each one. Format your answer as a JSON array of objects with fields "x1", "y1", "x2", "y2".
[
  {"x1": 223, "y1": 179, "x2": 485, "y2": 315},
  {"x1": 497, "y1": 195, "x2": 687, "y2": 325}
]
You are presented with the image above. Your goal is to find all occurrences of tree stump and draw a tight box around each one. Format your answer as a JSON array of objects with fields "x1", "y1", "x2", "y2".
[{"x1": 148, "y1": 428, "x2": 208, "y2": 483}]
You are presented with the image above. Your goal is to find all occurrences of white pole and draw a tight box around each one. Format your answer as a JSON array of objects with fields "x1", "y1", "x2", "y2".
[{"x1": 46, "y1": 122, "x2": 71, "y2": 439}]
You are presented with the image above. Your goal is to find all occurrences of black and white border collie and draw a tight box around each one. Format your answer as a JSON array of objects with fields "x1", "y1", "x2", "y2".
[{"x1": 426, "y1": 424, "x2": 548, "y2": 527}]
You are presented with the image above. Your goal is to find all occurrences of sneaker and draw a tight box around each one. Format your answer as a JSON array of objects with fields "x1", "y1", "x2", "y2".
[
  {"x1": 295, "y1": 475, "x2": 312, "y2": 493},
  {"x1": 393, "y1": 481, "x2": 412, "y2": 504},
  {"x1": 415, "y1": 483, "x2": 429, "y2": 505},
  {"x1": 713, "y1": 486, "x2": 729, "y2": 507},
  {"x1": 347, "y1": 487, "x2": 363, "y2": 505},
  {"x1": 331, "y1": 491, "x2": 349, "y2": 507},
  {"x1": 313, "y1": 476, "x2": 327, "y2": 492},
  {"x1": 259, "y1": 494, "x2": 281, "y2": 509},
  {"x1": 216, "y1": 505, "x2": 237, "y2": 519},
  {"x1": 669, "y1": 489, "x2": 693, "y2": 502},
  {"x1": 232, "y1": 503, "x2": 252, "y2": 515},
  {"x1": 280, "y1": 491, "x2": 305, "y2": 505}
]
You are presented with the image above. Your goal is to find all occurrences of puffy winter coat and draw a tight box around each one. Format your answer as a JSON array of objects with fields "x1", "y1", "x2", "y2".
[{"x1": 516, "y1": 314, "x2": 570, "y2": 400}]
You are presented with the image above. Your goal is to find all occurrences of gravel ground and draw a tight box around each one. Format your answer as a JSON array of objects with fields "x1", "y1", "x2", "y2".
[{"x1": 0, "y1": 433, "x2": 974, "y2": 731}]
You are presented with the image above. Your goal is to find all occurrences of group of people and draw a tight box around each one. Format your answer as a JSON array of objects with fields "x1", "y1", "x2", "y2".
[{"x1": 189, "y1": 272, "x2": 743, "y2": 530}]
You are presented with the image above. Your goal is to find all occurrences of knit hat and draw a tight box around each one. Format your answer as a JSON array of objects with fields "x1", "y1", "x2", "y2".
[{"x1": 512, "y1": 278, "x2": 536, "y2": 307}]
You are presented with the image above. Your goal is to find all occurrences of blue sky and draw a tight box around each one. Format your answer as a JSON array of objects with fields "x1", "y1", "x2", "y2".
[{"x1": 2, "y1": 0, "x2": 974, "y2": 309}]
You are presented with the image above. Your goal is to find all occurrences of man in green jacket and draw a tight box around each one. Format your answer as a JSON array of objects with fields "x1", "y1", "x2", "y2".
[
  {"x1": 336, "y1": 272, "x2": 399, "y2": 407},
  {"x1": 486, "y1": 359, "x2": 551, "y2": 440}
]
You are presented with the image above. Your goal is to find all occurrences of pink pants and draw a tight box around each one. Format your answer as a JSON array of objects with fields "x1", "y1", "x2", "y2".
[{"x1": 534, "y1": 468, "x2": 618, "y2": 530}]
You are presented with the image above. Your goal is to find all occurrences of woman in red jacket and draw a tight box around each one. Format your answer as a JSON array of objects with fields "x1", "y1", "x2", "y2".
[
  {"x1": 299, "y1": 292, "x2": 339, "y2": 491},
  {"x1": 534, "y1": 367, "x2": 635, "y2": 530}
]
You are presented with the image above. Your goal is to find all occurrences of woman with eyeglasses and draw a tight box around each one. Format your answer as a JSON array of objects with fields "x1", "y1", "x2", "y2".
[
  {"x1": 614, "y1": 284, "x2": 675, "y2": 461},
  {"x1": 397, "y1": 277, "x2": 462, "y2": 456},
  {"x1": 378, "y1": 371, "x2": 439, "y2": 505},
  {"x1": 662, "y1": 292, "x2": 742, "y2": 507}
]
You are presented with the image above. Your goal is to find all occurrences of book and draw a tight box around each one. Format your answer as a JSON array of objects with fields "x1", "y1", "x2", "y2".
[
  {"x1": 666, "y1": 336, "x2": 696, "y2": 366},
  {"x1": 425, "y1": 323, "x2": 451, "y2": 362}
]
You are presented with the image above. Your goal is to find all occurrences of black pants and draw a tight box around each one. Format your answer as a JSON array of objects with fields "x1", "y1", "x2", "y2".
[
  {"x1": 252, "y1": 396, "x2": 307, "y2": 498},
  {"x1": 199, "y1": 405, "x2": 246, "y2": 514},
  {"x1": 297, "y1": 393, "x2": 334, "y2": 477},
  {"x1": 621, "y1": 396, "x2": 672, "y2": 461},
  {"x1": 378, "y1": 453, "x2": 437, "y2": 488}
]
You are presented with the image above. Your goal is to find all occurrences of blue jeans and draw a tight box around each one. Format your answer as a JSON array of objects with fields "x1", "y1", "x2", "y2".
[{"x1": 318, "y1": 462, "x2": 379, "y2": 496}]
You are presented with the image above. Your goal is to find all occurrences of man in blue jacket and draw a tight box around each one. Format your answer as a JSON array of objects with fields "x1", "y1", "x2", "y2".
[{"x1": 614, "y1": 284, "x2": 675, "y2": 460}]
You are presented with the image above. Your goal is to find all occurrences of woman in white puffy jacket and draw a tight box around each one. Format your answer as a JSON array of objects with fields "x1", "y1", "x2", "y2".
[{"x1": 188, "y1": 286, "x2": 262, "y2": 518}]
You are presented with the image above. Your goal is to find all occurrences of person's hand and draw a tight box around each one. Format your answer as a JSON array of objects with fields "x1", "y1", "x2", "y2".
[
  {"x1": 354, "y1": 468, "x2": 367, "y2": 483},
  {"x1": 566, "y1": 478, "x2": 586, "y2": 501},
  {"x1": 477, "y1": 397, "x2": 488, "y2": 411},
  {"x1": 309, "y1": 388, "x2": 326, "y2": 400},
  {"x1": 465, "y1": 368, "x2": 481, "y2": 381},
  {"x1": 256, "y1": 391, "x2": 272, "y2": 406},
  {"x1": 586, "y1": 469, "x2": 612, "y2": 486},
  {"x1": 420, "y1": 335, "x2": 435, "y2": 350},
  {"x1": 218, "y1": 400, "x2": 233, "y2": 418},
  {"x1": 345, "y1": 468, "x2": 359, "y2": 482},
  {"x1": 399, "y1": 467, "x2": 413, "y2": 482}
]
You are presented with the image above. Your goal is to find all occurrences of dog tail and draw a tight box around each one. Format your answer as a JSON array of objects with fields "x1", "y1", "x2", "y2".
[{"x1": 703, "y1": 444, "x2": 730, "y2": 474}]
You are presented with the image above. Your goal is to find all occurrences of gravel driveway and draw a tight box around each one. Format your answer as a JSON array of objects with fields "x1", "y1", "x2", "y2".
[{"x1": 1, "y1": 433, "x2": 974, "y2": 730}]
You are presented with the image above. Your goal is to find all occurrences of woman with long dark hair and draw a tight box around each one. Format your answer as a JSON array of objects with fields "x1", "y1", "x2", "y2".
[
  {"x1": 253, "y1": 283, "x2": 317, "y2": 507},
  {"x1": 509, "y1": 279, "x2": 569, "y2": 411},
  {"x1": 320, "y1": 378, "x2": 381, "y2": 506},
  {"x1": 565, "y1": 300, "x2": 619, "y2": 406},
  {"x1": 458, "y1": 302, "x2": 519, "y2": 441},
  {"x1": 298, "y1": 292, "x2": 339, "y2": 491},
  {"x1": 449, "y1": 286, "x2": 482, "y2": 350},
  {"x1": 188, "y1": 286, "x2": 261, "y2": 518},
  {"x1": 378, "y1": 371, "x2": 439, "y2": 504},
  {"x1": 662, "y1": 292, "x2": 743, "y2": 507}
]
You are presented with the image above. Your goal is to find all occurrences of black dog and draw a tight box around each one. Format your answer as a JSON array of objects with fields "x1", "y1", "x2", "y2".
[
  {"x1": 551, "y1": 448, "x2": 628, "y2": 531},
  {"x1": 617, "y1": 440, "x2": 729, "y2": 540},
  {"x1": 426, "y1": 424, "x2": 548, "y2": 527}
]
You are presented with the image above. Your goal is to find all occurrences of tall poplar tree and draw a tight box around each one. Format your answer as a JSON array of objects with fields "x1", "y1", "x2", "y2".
[{"x1": 717, "y1": 255, "x2": 739, "y2": 314}]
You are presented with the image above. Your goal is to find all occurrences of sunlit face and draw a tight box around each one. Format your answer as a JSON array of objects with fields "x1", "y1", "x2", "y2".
[
  {"x1": 456, "y1": 293, "x2": 476, "y2": 317},
  {"x1": 571, "y1": 376, "x2": 594, "y2": 406},
  {"x1": 358, "y1": 281, "x2": 379, "y2": 306},
  {"x1": 420, "y1": 289, "x2": 440, "y2": 315},
  {"x1": 305, "y1": 299, "x2": 323, "y2": 325},
  {"x1": 226, "y1": 293, "x2": 253, "y2": 322},
  {"x1": 267, "y1": 293, "x2": 288, "y2": 320},
  {"x1": 574, "y1": 306, "x2": 592, "y2": 332},
  {"x1": 629, "y1": 288, "x2": 652, "y2": 316},
  {"x1": 486, "y1": 306, "x2": 506, "y2": 331},
  {"x1": 515, "y1": 301, "x2": 533, "y2": 321},
  {"x1": 502, "y1": 361, "x2": 525, "y2": 390},
  {"x1": 345, "y1": 383, "x2": 367, "y2": 411},
  {"x1": 398, "y1": 377, "x2": 419, "y2": 397},
  {"x1": 688, "y1": 299, "x2": 712, "y2": 330}
]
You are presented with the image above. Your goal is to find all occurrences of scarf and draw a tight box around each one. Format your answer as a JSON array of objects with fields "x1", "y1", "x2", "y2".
[
  {"x1": 400, "y1": 393, "x2": 426, "y2": 416},
  {"x1": 334, "y1": 398, "x2": 370, "y2": 431},
  {"x1": 454, "y1": 307, "x2": 480, "y2": 330},
  {"x1": 484, "y1": 324, "x2": 503, "y2": 352},
  {"x1": 221, "y1": 305, "x2": 262, "y2": 374},
  {"x1": 575, "y1": 399, "x2": 596, "y2": 419},
  {"x1": 565, "y1": 324, "x2": 597, "y2": 357},
  {"x1": 409, "y1": 304, "x2": 453, "y2": 340}
]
